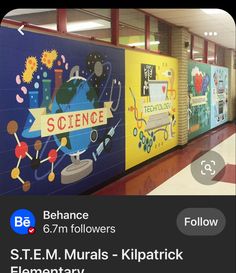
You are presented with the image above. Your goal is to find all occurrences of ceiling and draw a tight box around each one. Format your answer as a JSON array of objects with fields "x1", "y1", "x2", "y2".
[
  {"x1": 5, "y1": 9, "x2": 56, "y2": 16},
  {"x1": 4, "y1": 9, "x2": 236, "y2": 49},
  {"x1": 142, "y1": 9, "x2": 235, "y2": 49}
]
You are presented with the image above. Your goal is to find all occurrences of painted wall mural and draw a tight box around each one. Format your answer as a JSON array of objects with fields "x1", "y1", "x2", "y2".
[
  {"x1": 188, "y1": 61, "x2": 211, "y2": 140},
  {"x1": 125, "y1": 50, "x2": 178, "y2": 170},
  {"x1": 188, "y1": 61, "x2": 229, "y2": 139},
  {"x1": 141, "y1": 64, "x2": 156, "y2": 96},
  {"x1": 0, "y1": 27, "x2": 125, "y2": 195},
  {"x1": 211, "y1": 65, "x2": 228, "y2": 128}
]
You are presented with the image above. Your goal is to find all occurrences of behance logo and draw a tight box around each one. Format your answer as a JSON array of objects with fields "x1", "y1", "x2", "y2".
[{"x1": 10, "y1": 209, "x2": 36, "y2": 235}]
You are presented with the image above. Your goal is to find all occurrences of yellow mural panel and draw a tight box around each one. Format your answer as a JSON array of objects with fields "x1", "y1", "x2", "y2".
[{"x1": 125, "y1": 50, "x2": 178, "y2": 170}]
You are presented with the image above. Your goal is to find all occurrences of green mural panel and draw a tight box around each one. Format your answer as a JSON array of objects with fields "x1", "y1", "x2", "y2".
[{"x1": 188, "y1": 61, "x2": 211, "y2": 140}]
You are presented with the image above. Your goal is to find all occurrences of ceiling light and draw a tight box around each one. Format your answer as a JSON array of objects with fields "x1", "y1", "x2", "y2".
[
  {"x1": 201, "y1": 9, "x2": 223, "y2": 15},
  {"x1": 67, "y1": 21, "x2": 104, "y2": 32},
  {"x1": 213, "y1": 32, "x2": 218, "y2": 36},
  {"x1": 187, "y1": 50, "x2": 199, "y2": 54},
  {"x1": 151, "y1": 41, "x2": 160, "y2": 45},
  {"x1": 128, "y1": 42, "x2": 145, "y2": 47},
  {"x1": 38, "y1": 23, "x2": 57, "y2": 30},
  {"x1": 204, "y1": 32, "x2": 208, "y2": 36},
  {"x1": 40, "y1": 19, "x2": 110, "y2": 32},
  {"x1": 128, "y1": 41, "x2": 160, "y2": 47},
  {"x1": 209, "y1": 32, "x2": 213, "y2": 36}
]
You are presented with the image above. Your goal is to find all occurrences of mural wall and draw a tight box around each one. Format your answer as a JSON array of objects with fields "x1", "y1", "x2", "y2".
[
  {"x1": 188, "y1": 61, "x2": 229, "y2": 139},
  {"x1": 188, "y1": 61, "x2": 211, "y2": 140},
  {"x1": 125, "y1": 50, "x2": 178, "y2": 170},
  {"x1": 0, "y1": 27, "x2": 125, "y2": 195},
  {"x1": 0, "y1": 26, "x2": 229, "y2": 195},
  {"x1": 211, "y1": 65, "x2": 228, "y2": 128}
]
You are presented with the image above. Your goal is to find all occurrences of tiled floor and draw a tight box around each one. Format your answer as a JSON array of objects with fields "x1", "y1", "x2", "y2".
[
  {"x1": 214, "y1": 164, "x2": 236, "y2": 184},
  {"x1": 94, "y1": 123, "x2": 236, "y2": 195}
]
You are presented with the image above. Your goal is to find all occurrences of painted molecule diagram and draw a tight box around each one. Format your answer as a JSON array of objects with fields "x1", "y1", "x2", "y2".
[{"x1": 7, "y1": 120, "x2": 67, "y2": 192}]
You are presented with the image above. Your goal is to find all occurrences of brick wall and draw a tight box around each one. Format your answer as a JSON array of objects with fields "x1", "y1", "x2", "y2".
[{"x1": 171, "y1": 27, "x2": 190, "y2": 146}]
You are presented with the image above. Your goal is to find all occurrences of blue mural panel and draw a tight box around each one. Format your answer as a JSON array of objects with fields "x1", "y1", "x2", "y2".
[
  {"x1": 211, "y1": 65, "x2": 228, "y2": 129},
  {"x1": 0, "y1": 26, "x2": 125, "y2": 195}
]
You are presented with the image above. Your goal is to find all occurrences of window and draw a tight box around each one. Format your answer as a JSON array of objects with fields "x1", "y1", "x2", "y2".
[
  {"x1": 186, "y1": 34, "x2": 192, "y2": 59},
  {"x1": 119, "y1": 9, "x2": 145, "y2": 49},
  {"x1": 147, "y1": 16, "x2": 171, "y2": 55},
  {"x1": 150, "y1": 17, "x2": 159, "y2": 52},
  {"x1": 157, "y1": 21, "x2": 171, "y2": 55},
  {"x1": 207, "y1": 41, "x2": 215, "y2": 64},
  {"x1": 193, "y1": 35, "x2": 205, "y2": 62},
  {"x1": 4, "y1": 9, "x2": 57, "y2": 30},
  {"x1": 215, "y1": 45, "x2": 225, "y2": 66},
  {"x1": 66, "y1": 9, "x2": 111, "y2": 42}
]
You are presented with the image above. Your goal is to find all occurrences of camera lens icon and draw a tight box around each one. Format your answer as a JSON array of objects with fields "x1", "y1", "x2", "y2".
[{"x1": 191, "y1": 151, "x2": 225, "y2": 185}]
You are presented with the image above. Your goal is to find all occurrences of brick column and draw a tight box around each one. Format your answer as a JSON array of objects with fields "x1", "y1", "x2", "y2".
[
  {"x1": 224, "y1": 49, "x2": 236, "y2": 121},
  {"x1": 171, "y1": 27, "x2": 190, "y2": 146}
]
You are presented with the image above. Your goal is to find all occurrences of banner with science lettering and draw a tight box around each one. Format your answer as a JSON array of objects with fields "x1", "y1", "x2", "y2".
[
  {"x1": 0, "y1": 26, "x2": 125, "y2": 195},
  {"x1": 125, "y1": 50, "x2": 178, "y2": 170},
  {"x1": 188, "y1": 61, "x2": 211, "y2": 140},
  {"x1": 30, "y1": 104, "x2": 113, "y2": 137}
]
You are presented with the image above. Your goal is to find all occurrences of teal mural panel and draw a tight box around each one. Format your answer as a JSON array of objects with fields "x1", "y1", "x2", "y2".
[{"x1": 188, "y1": 61, "x2": 211, "y2": 140}]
